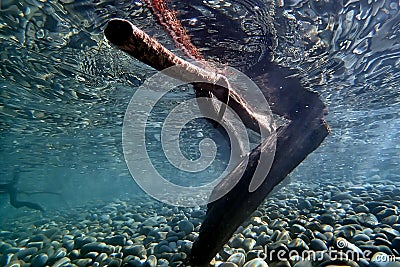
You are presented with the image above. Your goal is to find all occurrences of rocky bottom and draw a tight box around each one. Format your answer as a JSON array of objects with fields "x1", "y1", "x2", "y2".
[{"x1": 1, "y1": 176, "x2": 400, "y2": 267}]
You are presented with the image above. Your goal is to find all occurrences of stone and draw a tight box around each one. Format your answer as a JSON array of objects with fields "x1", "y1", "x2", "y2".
[
  {"x1": 357, "y1": 213, "x2": 379, "y2": 227},
  {"x1": 331, "y1": 192, "x2": 352, "y2": 201},
  {"x1": 298, "y1": 200, "x2": 312, "y2": 210},
  {"x1": 105, "y1": 235, "x2": 126, "y2": 246},
  {"x1": 27, "y1": 241, "x2": 44, "y2": 250},
  {"x1": 297, "y1": 233, "x2": 310, "y2": 244},
  {"x1": 178, "y1": 220, "x2": 194, "y2": 235},
  {"x1": 381, "y1": 227, "x2": 400, "y2": 240},
  {"x1": 227, "y1": 252, "x2": 246, "y2": 267},
  {"x1": 270, "y1": 220, "x2": 289, "y2": 230},
  {"x1": 15, "y1": 247, "x2": 38, "y2": 260},
  {"x1": 157, "y1": 244, "x2": 173, "y2": 254},
  {"x1": 318, "y1": 213, "x2": 337, "y2": 226},
  {"x1": 73, "y1": 258, "x2": 93, "y2": 267},
  {"x1": 269, "y1": 261, "x2": 291, "y2": 267},
  {"x1": 376, "y1": 209, "x2": 398, "y2": 221},
  {"x1": 75, "y1": 236, "x2": 97, "y2": 249},
  {"x1": 256, "y1": 233, "x2": 270, "y2": 246},
  {"x1": 230, "y1": 236, "x2": 244, "y2": 248},
  {"x1": 246, "y1": 250, "x2": 263, "y2": 262},
  {"x1": 85, "y1": 251, "x2": 100, "y2": 260},
  {"x1": 63, "y1": 239, "x2": 74, "y2": 252},
  {"x1": 351, "y1": 234, "x2": 370, "y2": 243},
  {"x1": 354, "y1": 205, "x2": 369, "y2": 213},
  {"x1": 392, "y1": 237, "x2": 400, "y2": 250},
  {"x1": 288, "y1": 238, "x2": 309, "y2": 252},
  {"x1": 80, "y1": 242, "x2": 113, "y2": 255},
  {"x1": 365, "y1": 202, "x2": 382, "y2": 210},
  {"x1": 276, "y1": 230, "x2": 291, "y2": 242},
  {"x1": 29, "y1": 234, "x2": 48, "y2": 243},
  {"x1": 191, "y1": 210, "x2": 205, "y2": 218},
  {"x1": 317, "y1": 259, "x2": 360, "y2": 267},
  {"x1": 374, "y1": 237, "x2": 392, "y2": 247},
  {"x1": 144, "y1": 255, "x2": 157, "y2": 267},
  {"x1": 123, "y1": 245, "x2": 146, "y2": 258},
  {"x1": 243, "y1": 238, "x2": 257, "y2": 251},
  {"x1": 309, "y1": 239, "x2": 328, "y2": 251},
  {"x1": 68, "y1": 249, "x2": 80, "y2": 261},
  {"x1": 108, "y1": 258, "x2": 122, "y2": 267},
  {"x1": 52, "y1": 257, "x2": 71, "y2": 267},
  {"x1": 243, "y1": 258, "x2": 269, "y2": 267},
  {"x1": 220, "y1": 263, "x2": 239, "y2": 267},
  {"x1": 31, "y1": 253, "x2": 48, "y2": 267},
  {"x1": 381, "y1": 215, "x2": 399, "y2": 225},
  {"x1": 170, "y1": 252, "x2": 186, "y2": 262},
  {"x1": 293, "y1": 260, "x2": 313, "y2": 267},
  {"x1": 291, "y1": 224, "x2": 306, "y2": 234},
  {"x1": 180, "y1": 240, "x2": 192, "y2": 255}
]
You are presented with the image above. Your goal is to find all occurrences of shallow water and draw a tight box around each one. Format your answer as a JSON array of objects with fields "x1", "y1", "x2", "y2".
[{"x1": 0, "y1": 0, "x2": 399, "y2": 266}]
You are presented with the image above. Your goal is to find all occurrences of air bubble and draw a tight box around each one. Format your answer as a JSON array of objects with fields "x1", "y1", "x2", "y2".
[
  {"x1": 36, "y1": 29, "x2": 45, "y2": 39},
  {"x1": 188, "y1": 18, "x2": 198, "y2": 26}
]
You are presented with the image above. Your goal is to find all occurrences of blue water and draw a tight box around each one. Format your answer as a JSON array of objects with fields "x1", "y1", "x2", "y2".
[{"x1": 0, "y1": 0, "x2": 399, "y2": 215}]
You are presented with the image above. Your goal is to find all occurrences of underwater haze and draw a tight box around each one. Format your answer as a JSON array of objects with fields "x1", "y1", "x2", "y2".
[{"x1": 0, "y1": 0, "x2": 399, "y2": 267}]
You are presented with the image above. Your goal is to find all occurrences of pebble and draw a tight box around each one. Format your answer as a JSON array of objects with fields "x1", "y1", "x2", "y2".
[
  {"x1": 73, "y1": 258, "x2": 93, "y2": 267},
  {"x1": 293, "y1": 261, "x2": 313, "y2": 267},
  {"x1": 68, "y1": 249, "x2": 80, "y2": 260},
  {"x1": 309, "y1": 239, "x2": 328, "y2": 251},
  {"x1": 220, "y1": 263, "x2": 239, "y2": 267},
  {"x1": 105, "y1": 235, "x2": 126, "y2": 246},
  {"x1": 298, "y1": 200, "x2": 312, "y2": 210},
  {"x1": 318, "y1": 259, "x2": 360, "y2": 267},
  {"x1": 144, "y1": 255, "x2": 157, "y2": 267},
  {"x1": 230, "y1": 236, "x2": 244, "y2": 248},
  {"x1": 15, "y1": 247, "x2": 38, "y2": 259},
  {"x1": 191, "y1": 210, "x2": 205, "y2": 218},
  {"x1": 50, "y1": 247, "x2": 67, "y2": 261},
  {"x1": 243, "y1": 258, "x2": 269, "y2": 267},
  {"x1": 63, "y1": 239, "x2": 74, "y2": 252},
  {"x1": 178, "y1": 220, "x2": 194, "y2": 235},
  {"x1": 75, "y1": 236, "x2": 97, "y2": 249},
  {"x1": 354, "y1": 205, "x2": 369, "y2": 213},
  {"x1": 357, "y1": 213, "x2": 379, "y2": 227},
  {"x1": 242, "y1": 238, "x2": 256, "y2": 251},
  {"x1": 157, "y1": 244, "x2": 173, "y2": 254},
  {"x1": 269, "y1": 261, "x2": 291, "y2": 267},
  {"x1": 227, "y1": 252, "x2": 246, "y2": 267},
  {"x1": 2, "y1": 180, "x2": 400, "y2": 267},
  {"x1": 381, "y1": 227, "x2": 400, "y2": 240},
  {"x1": 27, "y1": 241, "x2": 44, "y2": 250},
  {"x1": 256, "y1": 233, "x2": 270, "y2": 246},
  {"x1": 331, "y1": 192, "x2": 353, "y2": 201},
  {"x1": 392, "y1": 237, "x2": 400, "y2": 250},
  {"x1": 382, "y1": 215, "x2": 399, "y2": 225},
  {"x1": 31, "y1": 253, "x2": 48, "y2": 267},
  {"x1": 294, "y1": 222, "x2": 308, "y2": 232},
  {"x1": 51, "y1": 256, "x2": 71, "y2": 267},
  {"x1": 108, "y1": 258, "x2": 122, "y2": 267},
  {"x1": 352, "y1": 233, "x2": 370, "y2": 243},
  {"x1": 288, "y1": 238, "x2": 309, "y2": 252},
  {"x1": 80, "y1": 242, "x2": 113, "y2": 255},
  {"x1": 318, "y1": 213, "x2": 337, "y2": 226}
]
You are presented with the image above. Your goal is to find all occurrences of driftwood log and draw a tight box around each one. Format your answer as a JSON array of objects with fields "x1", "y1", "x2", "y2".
[{"x1": 105, "y1": 18, "x2": 329, "y2": 266}]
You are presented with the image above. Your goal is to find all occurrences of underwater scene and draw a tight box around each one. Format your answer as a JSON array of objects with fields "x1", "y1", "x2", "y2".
[{"x1": 1, "y1": 0, "x2": 399, "y2": 266}]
